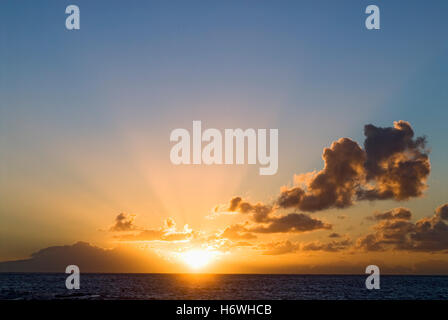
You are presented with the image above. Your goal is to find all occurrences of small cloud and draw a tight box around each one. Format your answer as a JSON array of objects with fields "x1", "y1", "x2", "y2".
[
  {"x1": 109, "y1": 213, "x2": 138, "y2": 232},
  {"x1": 217, "y1": 197, "x2": 273, "y2": 223},
  {"x1": 328, "y1": 232, "x2": 342, "y2": 238},
  {"x1": 366, "y1": 208, "x2": 412, "y2": 221},
  {"x1": 112, "y1": 216, "x2": 194, "y2": 242}
]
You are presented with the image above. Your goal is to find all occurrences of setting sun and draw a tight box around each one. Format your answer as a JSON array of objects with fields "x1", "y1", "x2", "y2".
[{"x1": 180, "y1": 250, "x2": 216, "y2": 270}]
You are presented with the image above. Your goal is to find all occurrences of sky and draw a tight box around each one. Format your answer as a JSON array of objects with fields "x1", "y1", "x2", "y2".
[{"x1": 0, "y1": 0, "x2": 448, "y2": 274}]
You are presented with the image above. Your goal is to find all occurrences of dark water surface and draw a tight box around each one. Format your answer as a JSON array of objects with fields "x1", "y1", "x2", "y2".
[{"x1": 1, "y1": 273, "x2": 447, "y2": 300}]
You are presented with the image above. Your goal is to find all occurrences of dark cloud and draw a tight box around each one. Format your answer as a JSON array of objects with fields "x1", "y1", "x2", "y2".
[
  {"x1": 436, "y1": 204, "x2": 448, "y2": 220},
  {"x1": 357, "y1": 204, "x2": 448, "y2": 252},
  {"x1": 278, "y1": 121, "x2": 430, "y2": 212},
  {"x1": 218, "y1": 196, "x2": 332, "y2": 236},
  {"x1": 218, "y1": 212, "x2": 330, "y2": 239},
  {"x1": 278, "y1": 138, "x2": 365, "y2": 212},
  {"x1": 218, "y1": 195, "x2": 332, "y2": 237},
  {"x1": 225, "y1": 197, "x2": 273, "y2": 222},
  {"x1": 359, "y1": 121, "x2": 430, "y2": 201},
  {"x1": 250, "y1": 213, "x2": 331, "y2": 234},
  {"x1": 109, "y1": 213, "x2": 138, "y2": 232},
  {"x1": 0, "y1": 242, "x2": 175, "y2": 273},
  {"x1": 410, "y1": 215, "x2": 448, "y2": 251},
  {"x1": 328, "y1": 232, "x2": 342, "y2": 238},
  {"x1": 367, "y1": 207, "x2": 412, "y2": 221}
]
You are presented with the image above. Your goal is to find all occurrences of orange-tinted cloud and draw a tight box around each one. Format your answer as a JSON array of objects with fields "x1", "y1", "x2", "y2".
[
  {"x1": 366, "y1": 207, "x2": 412, "y2": 221},
  {"x1": 111, "y1": 215, "x2": 194, "y2": 242},
  {"x1": 300, "y1": 238, "x2": 352, "y2": 252},
  {"x1": 249, "y1": 213, "x2": 331, "y2": 234},
  {"x1": 220, "y1": 223, "x2": 257, "y2": 241},
  {"x1": 259, "y1": 240, "x2": 300, "y2": 255},
  {"x1": 328, "y1": 232, "x2": 342, "y2": 238},
  {"x1": 259, "y1": 237, "x2": 352, "y2": 255},
  {"x1": 224, "y1": 196, "x2": 273, "y2": 222},
  {"x1": 217, "y1": 197, "x2": 332, "y2": 236},
  {"x1": 357, "y1": 204, "x2": 448, "y2": 252},
  {"x1": 109, "y1": 213, "x2": 138, "y2": 232}
]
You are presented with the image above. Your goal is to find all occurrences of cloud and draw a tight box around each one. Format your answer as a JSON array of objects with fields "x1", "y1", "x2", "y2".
[
  {"x1": 260, "y1": 241, "x2": 300, "y2": 255},
  {"x1": 328, "y1": 232, "x2": 342, "y2": 238},
  {"x1": 0, "y1": 242, "x2": 176, "y2": 273},
  {"x1": 367, "y1": 207, "x2": 412, "y2": 221},
  {"x1": 436, "y1": 204, "x2": 448, "y2": 220},
  {"x1": 112, "y1": 216, "x2": 194, "y2": 242},
  {"x1": 249, "y1": 213, "x2": 331, "y2": 234},
  {"x1": 300, "y1": 238, "x2": 352, "y2": 252},
  {"x1": 278, "y1": 121, "x2": 430, "y2": 212},
  {"x1": 222, "y1": 196, "x2": 273, "y2": 222},
  {"x1": 259, "y1": 238, "x2": 352, "y2": 255},
  {"x1": 359, "y1": 121, "x2": 430, "y2": 201},
  {"x1": 216, "y1": 197, "x2": 332, "y2": 235},
  {"x1": 220, "y1": 223, "x2": 257, "y2": 241},
  {"x1": 215, "y1": 211, "x2": 331, "y2": 250},
  {"x1": 357, "y1": 203, "x2": 448, "y2": 252},
  {"x1": 109, "y1": 213, "x2": 138, "y2": 232},
  {"x1": 278, "y1": 138, "x2": 365, "y2": 212}
]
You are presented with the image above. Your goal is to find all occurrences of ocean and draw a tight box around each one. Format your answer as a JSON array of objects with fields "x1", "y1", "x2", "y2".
[{"x1": 0, "y1": 273, "x2": 447, "y2": 300}]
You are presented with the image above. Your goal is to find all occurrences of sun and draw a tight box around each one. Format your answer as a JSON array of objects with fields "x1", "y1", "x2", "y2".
[{"x1": 180, "y1": 249, "x2": 216, "y2": 270}]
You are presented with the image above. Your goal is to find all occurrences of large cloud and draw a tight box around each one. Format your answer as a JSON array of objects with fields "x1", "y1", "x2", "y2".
[
  {"x1": 278, "y1": 138, "x2": 366, "y2": 212},
  {"x1": 358, "y1": 121, "x2": 430, "y2": 201},
  {"x1": 278, "y1": 121, "x2": 430, "y2": 212},
  {"x1": 357, "y1": 204, "x2": 448, "y2": 252},
  {"x1": 0, "y1": 242, "x2": 175, "y2": 273}
]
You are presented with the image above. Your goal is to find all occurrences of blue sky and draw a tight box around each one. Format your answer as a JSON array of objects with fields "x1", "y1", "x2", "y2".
[{"x1": 0, "y1": 0, "x2": 447, "y2": 260}]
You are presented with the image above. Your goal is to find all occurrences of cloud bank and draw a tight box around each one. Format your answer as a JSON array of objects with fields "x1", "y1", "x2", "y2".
[
  {"x1": 0, "y1": 242, "x2": 175, "y2": 273},
  {"x1": 357, "y1": 204, "x2": 448, "y2": 252}
]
